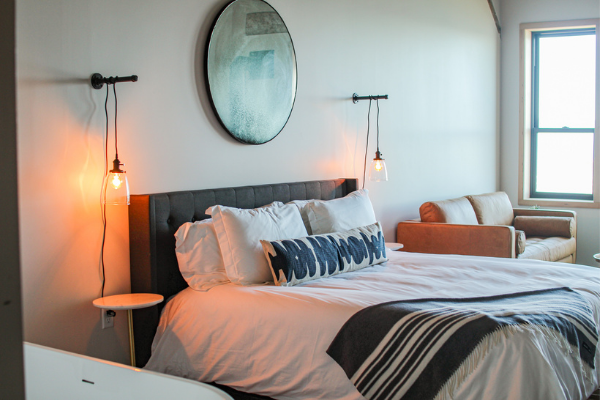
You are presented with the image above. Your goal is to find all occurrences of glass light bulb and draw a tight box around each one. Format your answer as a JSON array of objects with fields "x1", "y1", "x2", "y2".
[
  {"x1": 104, "y1": 172, "x2": 130, "y2": 205},
  {"x1": 369, "y1": 157, "x2": 388, "y2": 182},
  {"x1": 111, "y1": 173, "x2": 123, "y2": 189}
]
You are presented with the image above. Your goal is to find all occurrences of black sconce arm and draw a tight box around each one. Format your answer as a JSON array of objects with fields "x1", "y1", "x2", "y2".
[
  {"x1": 352, "y1": 93, "x2": 389, "y2": 104},
  {"x1": 91, "y1": 73, "x2": 138, "y2": 90}
]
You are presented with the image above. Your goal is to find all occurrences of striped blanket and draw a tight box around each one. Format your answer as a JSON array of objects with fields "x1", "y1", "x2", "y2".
[{"x1": 327, "y1": 287, "x2": 598, "y2": 400}]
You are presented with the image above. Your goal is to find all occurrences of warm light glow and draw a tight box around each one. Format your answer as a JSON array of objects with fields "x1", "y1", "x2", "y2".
[
  {"x1": 369, "y1": 156, "x2": 388, "y2": 182},
  {"x1": 111, "y1": 173, "x2": 123, "y2": 189},
  {"x1": 104, "y1": 172, "x2": 130, "y2": 205}
]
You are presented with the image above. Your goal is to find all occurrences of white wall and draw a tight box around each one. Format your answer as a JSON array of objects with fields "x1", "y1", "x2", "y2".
[
  {"x1": 16, "y1": 0, "x2": 499, "y2": 362},
  {"x1": 499, "y1": 0, "x2": 600, "y2": 267},
  {"x1": 1, "y1": 0, "x2": 25, "y2": 398}
]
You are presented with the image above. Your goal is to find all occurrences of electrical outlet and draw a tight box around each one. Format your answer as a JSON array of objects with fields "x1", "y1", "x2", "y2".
[{"x1": 101, "y1": 309, "x2": 114, "y2": 329}]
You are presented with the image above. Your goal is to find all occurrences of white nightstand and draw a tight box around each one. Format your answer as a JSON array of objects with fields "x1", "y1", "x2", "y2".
[
  {"x1": 93, "y1": 293, "x2": 163, "y2": 366},
  {"x1": 385, "y1": 242, "x2": 404, "y2": 251}
]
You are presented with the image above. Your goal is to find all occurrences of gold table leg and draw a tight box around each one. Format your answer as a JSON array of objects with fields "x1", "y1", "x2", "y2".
[{"x1": 127, "y1": 309, "x2": 136, "y2": 367}]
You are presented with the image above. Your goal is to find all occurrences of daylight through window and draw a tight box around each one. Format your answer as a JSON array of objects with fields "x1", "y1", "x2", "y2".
[{"x1": 530, "y1": 28, "x2": 596, "y2": 201}]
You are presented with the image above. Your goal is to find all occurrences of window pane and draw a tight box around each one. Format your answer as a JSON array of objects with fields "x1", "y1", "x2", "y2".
[
  {"x1": 538, "y1": 34, "x2": 596, "y2": 129},
  {"x1": 535, "y1": 131, "x2": 593, "y2": 194}
]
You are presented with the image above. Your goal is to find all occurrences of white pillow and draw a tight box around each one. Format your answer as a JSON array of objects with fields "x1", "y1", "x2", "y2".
[
  {"x1": 307, "y1": 189, "x2": 376, "y2": 235},
  {"x1": 174, "y1": 219, "x2": 230, "y2": 291},
  {"x1": 211, "y1": 203, "x2": 308, "y2": 285},
  {"x1": 286, "y1": 199, "x2": 317, "y2": 235},
  {"x1": 205, "y1": 201, "x2": 284, "y2": 216}
]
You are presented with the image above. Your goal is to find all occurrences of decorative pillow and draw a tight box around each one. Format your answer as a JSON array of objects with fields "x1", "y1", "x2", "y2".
[
  {"x1": 466, "y1": 192, "x2": 514, "y2": 226},
  {"x1": 211, "y1": 203, "x2": 308, "y2": 285},
  {"x1": 174, "y1": 219, "x2": 230, "y2": 291},
  {"x1": 261, "y1": 222, "x2": 388, "y2": 287},
  {"x1": 306, "y1": 189, "x2": 376, "y2": 235},
  {"x1": 419, "y1": 197, "x2": 478, "y2": 225}
]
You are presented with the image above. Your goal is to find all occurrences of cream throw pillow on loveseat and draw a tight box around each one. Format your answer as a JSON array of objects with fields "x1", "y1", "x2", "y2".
[{"x1": 466, "y1": 192, "x2": 514, "y2": 226}]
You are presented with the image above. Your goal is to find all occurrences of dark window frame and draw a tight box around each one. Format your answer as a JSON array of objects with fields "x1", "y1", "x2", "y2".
[{"x1": 529, "y1": 28, "x2": 596, "y2": 201}]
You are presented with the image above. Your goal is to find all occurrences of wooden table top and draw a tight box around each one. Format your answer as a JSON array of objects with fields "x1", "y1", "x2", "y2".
[{"x1": 93, "y1": 293, "x2": 164, "y2": 310}]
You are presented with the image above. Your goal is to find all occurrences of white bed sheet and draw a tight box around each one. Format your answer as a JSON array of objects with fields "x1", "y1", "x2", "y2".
[{"x1": 145, "y1": 251, "x2": 600, "y2": 400}]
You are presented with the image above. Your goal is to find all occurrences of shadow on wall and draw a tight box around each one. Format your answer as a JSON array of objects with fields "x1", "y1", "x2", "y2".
[{"x1": 86, "y1": 304, "x2": 127, "y2": 361}]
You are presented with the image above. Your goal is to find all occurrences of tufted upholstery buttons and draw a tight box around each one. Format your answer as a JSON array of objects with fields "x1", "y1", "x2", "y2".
[
  {"x1": 167, "y1": 218, "x2": 172, "y2": 224},
  {"x1": 191, "y1": 217, "x2": 196, "y2": 222}
]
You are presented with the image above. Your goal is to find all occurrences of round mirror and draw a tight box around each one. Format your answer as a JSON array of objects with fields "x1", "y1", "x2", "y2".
[{"x1": 205, "y1": 0, "x2": 297, "y2": 145}]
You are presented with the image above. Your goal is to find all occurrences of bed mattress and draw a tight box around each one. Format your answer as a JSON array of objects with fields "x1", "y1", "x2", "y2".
[{"x1": 145, "y1": 251, "x2": 600, "y2": 400}]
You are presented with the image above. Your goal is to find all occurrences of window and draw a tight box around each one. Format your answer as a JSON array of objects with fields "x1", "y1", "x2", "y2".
[{"x1": 519, "y1": 20, "x2": 600, "y2": 208}]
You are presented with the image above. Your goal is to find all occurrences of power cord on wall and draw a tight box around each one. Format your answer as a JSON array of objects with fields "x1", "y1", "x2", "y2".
[
  {"x1": 99, "y1": 85, "x2": 109, "y2": 298},
  {"x1": 375, "y1": 99, "x2": 380, "y2": 157},
  {"x1": 362, "y1": 98, "x2": 373, "y2": 189},
  {"x1": 99, "y1": 83, "x2": 119, "y2": 298}
]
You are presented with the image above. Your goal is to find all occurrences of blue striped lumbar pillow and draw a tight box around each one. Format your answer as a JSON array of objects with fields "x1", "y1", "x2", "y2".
[{"x1": 260, "y1": 222, "x2": 388, "y2": 286}]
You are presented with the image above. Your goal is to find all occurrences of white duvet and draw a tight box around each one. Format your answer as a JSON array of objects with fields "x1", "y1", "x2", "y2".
[{"x1": 145, "y1": 251, "x2": 600, "y2": 400}]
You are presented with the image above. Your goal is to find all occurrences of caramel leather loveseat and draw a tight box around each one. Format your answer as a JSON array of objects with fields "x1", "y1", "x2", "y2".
[{"x1": 397, "y1": 192, "x2": 576, "y2": 263}]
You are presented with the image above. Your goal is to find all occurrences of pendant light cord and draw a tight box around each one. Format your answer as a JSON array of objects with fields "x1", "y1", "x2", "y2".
[
  {"x1": 376, "y1": 99, "x2": 380, "y2": 152},
  {"x1": 362, "y1": 98, "x2": 373, "y2": 189},
  {"x1": 113, "y1": 84, "x2": 119, "y2": 160},
  {"x1": 99, "y1": 83, "x2": 121, "y2": 297},
  {"x1": 100, "y1": 84, "x2": 110, "y2": 297}
]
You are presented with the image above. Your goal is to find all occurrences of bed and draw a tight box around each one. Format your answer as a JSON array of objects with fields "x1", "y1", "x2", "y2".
[{"x1": 128, "y1": 178, "x2": 600, "y2": 400}]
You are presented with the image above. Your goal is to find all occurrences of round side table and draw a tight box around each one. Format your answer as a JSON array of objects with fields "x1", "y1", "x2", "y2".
[
  {"x1": 93, "y1": 293, "x2": 163, "y2": 366},
  {"x1": 594, "y1": 253, "x2": 600, "y2": 263},
  {"x1": 386, "y1": 242, "x2": 404, "y2": 251}
]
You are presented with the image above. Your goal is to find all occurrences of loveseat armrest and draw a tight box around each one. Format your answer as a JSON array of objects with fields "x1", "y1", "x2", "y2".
[
  {"x1": 397, "y1": 221, "x2": 516, "y2": 258},
  {"x1": 513, "y1": 216, "x2": 574, "y2": 238},
  {"x1": 512, "y1": 208, "x2": 576, "y2": 238},
  {"x1": 512, "y1": 208, "x2": 576, "y2": 219}
]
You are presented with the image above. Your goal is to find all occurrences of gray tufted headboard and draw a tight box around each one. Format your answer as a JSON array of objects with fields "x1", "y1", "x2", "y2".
[{"x1": 128, "y1": 178, "x2": 358, "y2": 367}]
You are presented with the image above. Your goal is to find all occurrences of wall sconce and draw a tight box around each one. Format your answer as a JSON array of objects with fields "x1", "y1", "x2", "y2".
[
  {"x1": 91, "y1": 72, "x2": 137, "y2": 298},
  {"x1": 91, "y1": 73, "x2": 138, "y2": 205},
  {"x1": 370, "y1": 149, "x2": 388, "y2": 182},
  {"x1": 353, "y1": 93, "x2": 389, "y2": 186}
]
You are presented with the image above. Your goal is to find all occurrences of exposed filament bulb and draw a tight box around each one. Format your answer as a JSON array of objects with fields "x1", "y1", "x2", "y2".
[
  {"x1": 104, "y1": 158, "x2": 130, "y2": 205},
  {"x1": 111, "y1": 173, "x2": 123, "y2": 189}
]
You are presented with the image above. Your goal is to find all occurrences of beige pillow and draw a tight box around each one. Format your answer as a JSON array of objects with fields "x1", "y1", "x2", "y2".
[
  {"x1": 466, "y1": 192, "x2": 514, "y2": 226},
  {"x1": 306, "y1": 189, "x2": 376, "y2": 235},
  {"x1": 419, "y1": 197, "x2": 478, "y2": 225}
]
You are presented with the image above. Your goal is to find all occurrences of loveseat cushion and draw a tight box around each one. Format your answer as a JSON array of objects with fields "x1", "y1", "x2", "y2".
[
  {"x1": 518, "y1": 237, "x2": 576, "y2": 262},
  {"x1": 513, "y1": 216, "x2": 574, "y2": 238},
  {"x1": 466, "y1": 192, "x2": 514, "y2": 226},
  {"x1": 419, "y1": 197, "x2": 478, "y2": 225}
]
